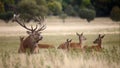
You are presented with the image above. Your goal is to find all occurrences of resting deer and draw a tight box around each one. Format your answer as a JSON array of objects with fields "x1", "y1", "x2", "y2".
[
  {"x1": 13, "y1": 14, "x2": 46, "y2": 53},
  {"x1": 84, "y1": 34, "x2": 105, "y2": 51},
  {"x1": 58, "y1": 39, "x2": 72, "y2": 51},
  {"x1": 70, "y1": 33, "x2": 86, "y2": 49},
  {"x1": 18, "y1": 36, "x2": 25, "y2": 53},
  {"x1": 38, "y1": 43, "x2": 55, "y2": 48}
]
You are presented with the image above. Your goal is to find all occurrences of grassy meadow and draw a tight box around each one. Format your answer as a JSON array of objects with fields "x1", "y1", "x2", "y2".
[{"x1": 0, "y1": 17, "x2": 120, "y2": 68}]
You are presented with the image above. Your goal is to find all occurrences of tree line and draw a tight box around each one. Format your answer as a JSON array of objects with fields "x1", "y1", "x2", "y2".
[{"x1": 0, "y1": 0, "x2": 120, "y2": 22}]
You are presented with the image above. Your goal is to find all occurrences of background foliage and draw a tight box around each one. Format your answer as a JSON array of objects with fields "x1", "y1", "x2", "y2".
[{"x1": 0, "y1": 0, "x2": 120, "y2": 22}]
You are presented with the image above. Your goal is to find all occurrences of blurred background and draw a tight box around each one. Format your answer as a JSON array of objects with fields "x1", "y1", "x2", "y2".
[{"x1": 0, "y1": 0, "x2": 120, "y2": 22}]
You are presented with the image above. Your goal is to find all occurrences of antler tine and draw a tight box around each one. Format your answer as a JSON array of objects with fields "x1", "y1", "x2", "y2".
[
  {"x1": 14, "y1": 14, "x2": 33, "y2": 31},
  {"x1": 31, "y1": 25, "x2": 34, "y2": 31},
  {"x1": 37, "y1": 24, "x2": 46, "y2": 32},
  {"x1": 38, "y1": 16, "x2": 45, "y2": 25},
  {"x1": 33, "y1": 25, "x2": 38, "y2": 31},
  {"x1": 36, "y1": 16, "x2": 46, "y2": 32},
  {"x1": 16, "y1": 19, "x2": 32, "y2": 31}
]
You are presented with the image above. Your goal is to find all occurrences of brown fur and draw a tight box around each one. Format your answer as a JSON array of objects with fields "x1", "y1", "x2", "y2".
[
  {"x1": 83, "y1": 34, "x2": 105, "y2": 51},
  {"x1": 18, "y1": 36, "x2": 40, "y2": 53},
  {"x1": 58, "y1": 33, "x2": 86, "y2": 50},
  {"x1": 58, "y1": 43, "x2": 67, "y2": 49},
  {"x1": 69, "y1": 43, "x2": 82, "y2": 49},
  {"x1": 18, "y1": 36, "x2": 25, "y2": 53},
  {"x1": 69, "y1": 33, "x2": 86, "y2": 49},
  {"x1": 38, "y1": 44, "x2": 55, "y2": 48},
  {"x1": 58, "y1": 39, "x2": 72, "y2": 51},
  {"x1": 22, "y1": 36, "x2": 40, "y2": 53}
]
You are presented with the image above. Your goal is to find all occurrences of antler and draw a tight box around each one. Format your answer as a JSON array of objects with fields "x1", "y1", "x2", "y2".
[
  {"x1": 13, "y1": 14, "x2": 46, "y2": 32},
  {"x1": 35, "y1": 16, "x2": 46, "y2": 32},
  {"x1": 34, "y1": 16, "x2": 45, "y2": 24},
  {"x1": 13, "y1": 14, "x2": 33, "y2": 31}
]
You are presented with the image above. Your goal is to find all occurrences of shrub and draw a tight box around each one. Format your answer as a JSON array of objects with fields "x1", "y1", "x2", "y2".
[
  {"x1": 110, "y1": 6, "x2": 120, "y2": 21},
  {"x1": 17, "y1": 0, "x2": 48, "y2": 22},
  {"x1": 0, "y1": 11, "x2": 13, "y2": 22},
  {"x1": 79, "y1": 8, "x2": 96, "y2": 22}
]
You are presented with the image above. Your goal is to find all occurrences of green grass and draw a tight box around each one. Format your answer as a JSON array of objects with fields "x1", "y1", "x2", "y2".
[{"x1": 0, "y1": 34, "x2": 120, "y2": 68}]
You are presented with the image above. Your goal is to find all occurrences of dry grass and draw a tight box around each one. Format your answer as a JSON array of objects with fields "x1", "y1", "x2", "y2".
[{"x1": 0, "y1": 49, "x2": 120, "y2": 68}]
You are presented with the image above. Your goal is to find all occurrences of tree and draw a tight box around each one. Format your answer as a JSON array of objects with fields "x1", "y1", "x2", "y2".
[
  {"x1": 0, "y1": 1, "x2": 5, "y2": 13},
  {"x1": 79, "y1": 8, "x2": 96, "y2": 22},
  {"x1": 0, "y1": 0, "x2": 15, "y2": 22},
  {"x1": 17, "y1": 0, "x2": 48, "y2": 22},
  {"x1": 110, "y1": 6, "x2": 120, "y2": 21},
  {"x1": 47, "y1": 1, "x2": 62, "y2": 15},
  {"x1": 59, "y1": 12, "x2": 67, "y2": 23},
  {"x1": 64, "y1": 5, "x2": 77, "y2": 16},
  {"x1": 91, "y1": 0, "x2": 113, "y2": 17}
]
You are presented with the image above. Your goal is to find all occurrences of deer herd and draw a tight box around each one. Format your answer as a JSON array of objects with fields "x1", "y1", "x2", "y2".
[{"x1": 13, "y1": 14, "x2": 105, "y2": 54}]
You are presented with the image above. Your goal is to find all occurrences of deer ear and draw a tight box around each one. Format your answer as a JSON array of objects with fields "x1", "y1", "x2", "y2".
[
  {"x1": 70, "y1": 39, "x2": 72, "y2": 42},
  {"x1": 26, "y1": 31, "x2": 31, "y2": 34},
  {"x1": 76, "y1": 32, "x2": 79, "y2": 36},
  {"x1": 81, "y1": 32, "x2": 83, "y2": 36},
  {"x1": 98, "y1": 34, "x2": 101, "y2": 37},
  {"x1": 101, "y1": 35, "x2": 105, "y2": 38}
]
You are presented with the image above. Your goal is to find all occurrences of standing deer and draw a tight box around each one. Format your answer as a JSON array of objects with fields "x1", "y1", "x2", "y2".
[
  {"x1": 58, "y1": 39, "x2": 72, "y2": 51},
  {"x1": 84, "y1": 34, "x2": 105, "y2": 51},
  {"x1": 69, "y1": 33, "x2": 86, "y2": 49},
  {"x1": 13, "y1": 14, "x2": 46, "y2": 53}
]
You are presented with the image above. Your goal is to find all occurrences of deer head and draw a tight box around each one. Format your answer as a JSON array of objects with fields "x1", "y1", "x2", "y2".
[
  {"x1": 13, "y1": 14, "x2": 46, "y2": 53},
  {"x1": 66, "y1": 39, "x2": 72, "y2": 51},
  {"x1": 57, "y1": 39, "x2": 72, "y2": 50},
  {"x1": 14, "y1": 14, "x2": 46, "y2": 42},
  {"x1": 93, "y1": 34, "x2": 105, "y2": 46},
  {"x1": 76, "y1": 32, "x2": 86, "y2": 44}
]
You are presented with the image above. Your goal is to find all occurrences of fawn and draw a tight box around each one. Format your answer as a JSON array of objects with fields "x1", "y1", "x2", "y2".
[
  {"x1": 18, "y1": 36, "x2": 25, "y2": 53},
  {"x1": 69, "y1": 32, "x2": 86, "y2": 49},
  {"x1": 58, "y1": 39, "x2": 72, "y2": 51},
  {"x1": 84, "y1": 34, "x2": 105, "y2": 51}
]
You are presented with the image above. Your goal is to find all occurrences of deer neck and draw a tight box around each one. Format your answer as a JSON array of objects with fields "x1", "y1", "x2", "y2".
[
  {"x1": 97, "y1": 40, "x2": 102, "y2": 48},
  {"x1": 24, "y1": 36, "x2": 37, "y2": 45},
  {"x1": 78, "y1": 38, "x2": 82, "y2": 45}
]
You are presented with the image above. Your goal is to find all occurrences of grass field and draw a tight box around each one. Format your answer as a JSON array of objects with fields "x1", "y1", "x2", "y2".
[{"x1": 0, "y1": 17, "x2": 120, "y2": 68}]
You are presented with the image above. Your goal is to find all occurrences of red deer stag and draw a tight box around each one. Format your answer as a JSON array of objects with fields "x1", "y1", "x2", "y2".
[
  {"x1": 70, "y1": 33, "x2": 86, "y2": 49},
  {"x1": 84, "y1": 34, "x2": 105, "y2": 51},
  {"x1": 58, "y1": 39, "x2": 72, "y2": 51},
  {"x1": 13, "y1": 14, "x2": 46, "y2": 53}
]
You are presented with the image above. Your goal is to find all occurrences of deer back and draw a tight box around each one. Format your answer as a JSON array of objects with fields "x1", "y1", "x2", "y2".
[
  {"x1": 38, "y1": 44, "x2": 55, "y2": 48},
  {"x1": 69, "y1": 42, "x2": 81, "y2": 49}
]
